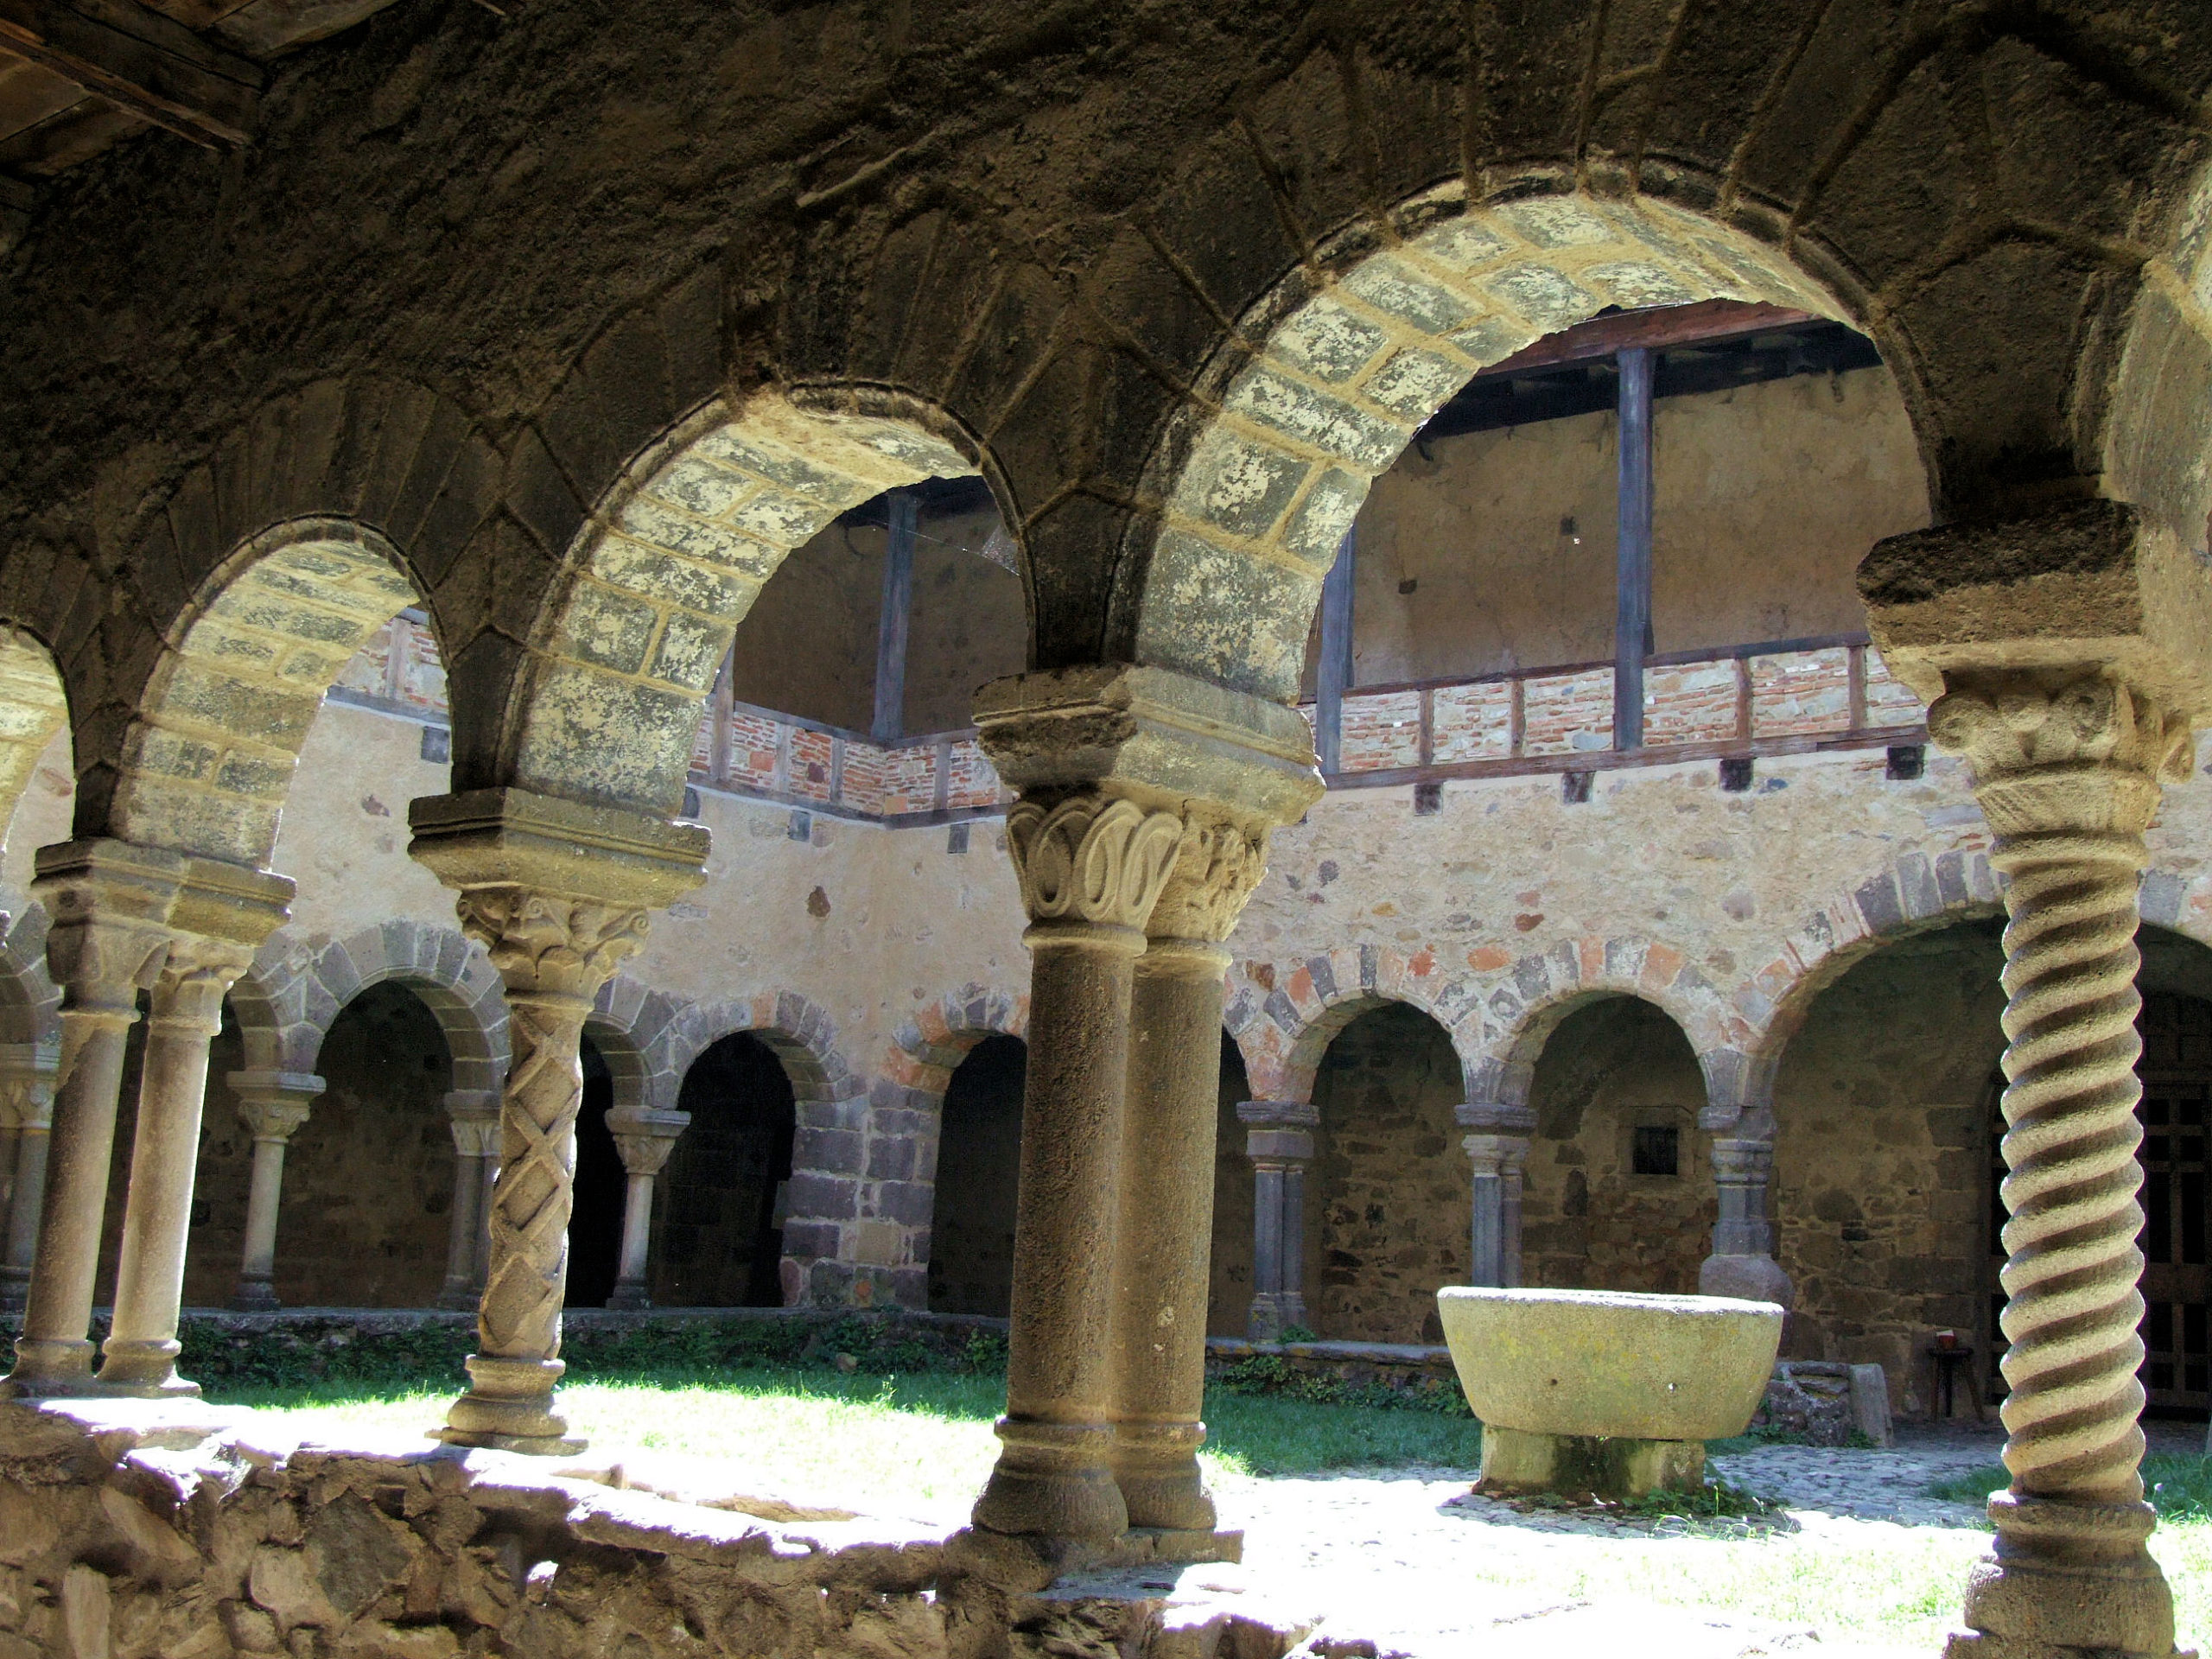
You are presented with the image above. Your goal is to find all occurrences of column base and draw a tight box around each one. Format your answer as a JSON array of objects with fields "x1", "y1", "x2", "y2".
[
  {"x1": 1698, "y1": 1250, "x2": 1794, "y2": 1306},
  {"x1": 228, "y1": 1281, "x2": 280, "y2": 1313},
  {"x1": 947, "y1": 1523, "x2": 1243, "y2": 1593},
  {"x1": 1952, "y1": 1498, "x2": 2183, "y2": 1659},
  {"x1": 433, "y1": 1284, "x2": 480, "y2": 1312},
  {"x1": 94, "y1": 1338, "x2": 199, "y2": 1398},
  {"x1": 3, "y1": 1336, "x2": 101, "y2": 1398},
  {"x1": 1113, "y1": 1421, "x2": 1217, "y2": 1532},
  {"x1": 971, "y1": 1419, "x2": 1128, "y2": 1544},
  {"x1": 434, "y1": 1353, "x2": 584, "y2": 1456},
  {"x1": 1476, "y1": 1425, "x2": 1705, "y2": 1503},
  {"x1": 605, "y1": 1282, "x2": 652, "y2": 1311}
]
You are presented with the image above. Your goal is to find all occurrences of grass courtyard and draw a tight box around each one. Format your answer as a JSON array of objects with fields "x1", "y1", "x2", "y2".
[{"x1": 201, "y1": 1364, "x2": 2212, "y2": 1655}]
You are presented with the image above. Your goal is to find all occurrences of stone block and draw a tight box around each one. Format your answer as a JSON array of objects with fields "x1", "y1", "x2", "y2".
[{"x1": 1476, "y1": 1425, "x2": 1705, "y2": 1502}]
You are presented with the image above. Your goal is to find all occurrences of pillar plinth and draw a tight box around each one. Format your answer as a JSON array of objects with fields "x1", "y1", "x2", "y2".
[
  {"x1": 409, "y1": 789, "x2": 707, "y2": 1454},
  {"x1": 1699, "y1": 1136, "x2": 1792, "y2": 1305},
  {"x1": 970, "y1": 664, "x2": 1320, "y2": 1562},
  {"x1": 1239, "y1": 1101, "x2": 1318, "y2": 1338},
  {"x1": 606, "y1": 1108, "x2": 687, "y2": 1309},
  {"x1": 1457, "y1": 1103, "x2": 1534, "y2": 1289},
  {"x1": 98, "y1": 857, "x2": 292, "y2": 1397},
  {"x1": 225, "y1": 1071, "x2": 323, "y2": 1313},
  {"x1": 436, "y1": 1091, "x2": 500, "y2": 1312},
  {"x1": 8, "y1": 842, "x2": 188, "y2": 1397},
  {"x1": 0, "y1": 1045, "x2": 59, "y2": 1313},
  {"x1": 1863, "y1": 499, "x2": 2210, "y2": 1659}
]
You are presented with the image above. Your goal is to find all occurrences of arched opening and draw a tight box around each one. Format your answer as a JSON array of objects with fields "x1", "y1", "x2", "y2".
[
  {"x1": 2130, "y1": 987, "x2": 2210, "y2": 1417},
  {"x1": 564, "y1": 1035, "x2": 626, "y2": 1309},
  {"x1": 0, "y1": 626, "x2": 73, "y2": 895},
  {"x1": 926, "y1": 1033, "x2": 1026, "y2": 1317},
  {"x1": 1771, "y1": 918, "x2": 2007, "y2": 1407},
  {"x1": 652, "y1": 1032, "x2": 796, "y2": 1307},
  {"x1": 185, "y1": 981, "x2": 457, "y2": 1308},
  {"x1": 1308, "y1": 1001, "x2": 1466, "y2": 1344},
  {"x1": 1522, "y1": 995, "x2": 1712, "y2": 1295},
  {"x1": 1206, "y1": 1032, "x2": 1255, "y2": 1337}
]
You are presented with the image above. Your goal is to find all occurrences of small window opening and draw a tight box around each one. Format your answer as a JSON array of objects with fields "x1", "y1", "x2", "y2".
[
  {"x1": 1719, "y1": 756, "x2": 1754, "y2": 792},
  {"x1": 1886, "y1": 744, "x2": 1925, "y2": 781},
  {"x1": 1562, "y1": 771, "x2": 1592, "y2": 804},
  {"x1": 1413, "y1": 781, "x2": 1443, "y2": 816},
  {"x1": 1632, "y1": 1123, "x2": 1680, "y2": 1177}
]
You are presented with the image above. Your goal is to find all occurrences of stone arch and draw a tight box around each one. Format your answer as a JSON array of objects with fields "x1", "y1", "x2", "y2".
[
  {"x1": 0, "y1": 627, "x2": 70, "y2": 849},
  {"x1": 228, "y1": 920, "x2": 508, "y2": 1096},
  {"x1": 71, "y1": 379, "x2": 498, "y2": 843},
  {"x1": 100, "y1": 518, "x2": 435, "y2": 867},
  {"x1": 1118, "y1": 185, "x2": 1867, "y2": 702},
  {"x1": 1225, "y1": 943, "x2": 1474, "y2": 1106},
  {"x1": 495, "y1": 383, "x2": 1002, "y2": 817},
  {"x1": 0, "y1": 908, "x2": 58, "y2": 1052}
]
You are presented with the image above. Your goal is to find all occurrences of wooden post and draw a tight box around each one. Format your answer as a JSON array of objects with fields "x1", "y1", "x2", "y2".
[
  {"x1": 1315, "y1": 528, "x2": 1356, "y2": 775},
  {"x1": 1614, "y1": 346, "x2": 1655, "y2": 751},
  {"x1": 872, "y1": 491, "x2": 918, "y2": 744}
]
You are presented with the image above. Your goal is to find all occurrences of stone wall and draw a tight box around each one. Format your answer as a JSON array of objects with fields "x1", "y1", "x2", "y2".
[
  {"x1": 652, "y1": 1034, "x2": 797, "y2": 1310},
  {"x1": 1306, "y1": 1005, "x2": 1469, "y2": 1345},
  {"x1": 1206, "y1": 1039, "x2": 1255, "y2": 1340},
  {"x1": 1522, "y1": 996, "x2": 1715, "y2": 1296}
]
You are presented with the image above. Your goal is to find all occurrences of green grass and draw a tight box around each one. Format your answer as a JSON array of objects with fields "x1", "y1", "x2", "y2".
[
  {"x1": 204, "y1": 1366, "x2": 1486, "y2": 1500},
  {"x1": 1928, "y1": 1452, "x2": 2212, "y2": 1520}
]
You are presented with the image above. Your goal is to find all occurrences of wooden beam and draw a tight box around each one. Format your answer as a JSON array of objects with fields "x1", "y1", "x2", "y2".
[
  {"x1": 1613, "y1": 346, "x2": 1654, "y2": 751},
  {"x1": 0, "y1": 0, "x2": 257, "y2": 149},
  {"x1": 871, "y1": 490, "x2": 917, "y2": 744},
  {"x1": 1314, "y1": 528, "x2": 1356, "y2": 776},
  {"x1": 1479, "y1": 300, "x2": 1816, "y2": 380}
]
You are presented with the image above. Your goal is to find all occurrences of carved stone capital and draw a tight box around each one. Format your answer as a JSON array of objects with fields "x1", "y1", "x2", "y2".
[
  {"x1": 1004, "y1": 793, "x2": 1185, "y2": 933},
  {"x1": 32, "y1": 841, "x2": 186, "y2": 1003},
  {"x1": 607, "y1": 1109, "x2": 690, "y2": 1177},
  {"x1": 227, "y1": 1071, "x2": 323, "y2": 1143},
  {"x1": 1927, "y1": 671, "x2": 2190, "y2": 840},
  {"x1": 1461, "y1": 1132, "x2": 1531, "y2": 1177},
  {"x1": 1710, "y1": 1136, "x2": 1777, "y2": 1185},
  {"x1": 1148, "y1": 812, "x2": 1271, "y2": 944},
  {"x1": 0, "y1": 1046, "x2": 55, "y2": 1133},
  {"x1": 454, "y1": 889, "x2": 652, "y2": 1003}
]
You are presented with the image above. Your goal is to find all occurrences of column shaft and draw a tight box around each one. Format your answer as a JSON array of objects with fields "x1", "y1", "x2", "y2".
[
  {"x1": 10, "y1": 986, "x2": 144, "y2": 1389},
  {"x1": 227, "y1": 1074, "x2": 321, "y2": 1313},
  {"x1": 1240, "y1": 1102, "x2": 1317, "y2": 1339},
  {"x1": 973, "y1": 925, "x2": 1143, "y2": 1541},
  {"x1": 437, "y1": 1098, "x2": 498, "y2": 1312},
  {"x1": 0, "y1": 1060, "x2": 56, "y2": 1312},
  {"x1": 1113, "y1": 938, "x2": 1230, "y2": 1532},
  {"x1": 610, "y1": 1173, "x2": 656, "y2": 1306},
  {"x1": 1249, "y1": 1162, "x2": 1284, "y2": 1337},
  {"x1": 605, "y1": 1110, "x2": 685, "y2": 1312},
  {"x1": 1279, "y1": 1161, "x2": 1307, "y2": 1325},
  {"x1": 100, "y1": 950, "x2": 241, "y2": 1394}
]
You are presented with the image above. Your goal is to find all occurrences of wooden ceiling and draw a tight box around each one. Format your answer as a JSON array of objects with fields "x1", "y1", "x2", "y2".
[{"x1": 0, "y1": 0, "x2": 405, "y2": 212}]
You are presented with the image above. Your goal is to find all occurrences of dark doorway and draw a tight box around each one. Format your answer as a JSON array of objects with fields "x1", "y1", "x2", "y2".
[
  {"x1": 928, "y1": 1034, "x2": 1026, "y2": 1316},
  {"x1": 564, "y1": 1036, "x2": 626, "y2": 1307},
  {"x1": 653, "y1": 1033, "x2": 796, "y2": 1307}
]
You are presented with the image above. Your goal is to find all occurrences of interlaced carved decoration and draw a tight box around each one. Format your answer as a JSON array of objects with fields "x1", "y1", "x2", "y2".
[
  {"x1": 1928, "y1": 672, "x2": 2194, "y2": 1514},
  {"x1": 151, "y1": 938, "x2": 256, "y2": 1037},
  {"x1": 1148, "y1": 813, "x2": 1271, "y2": 944},
  {"x1": 454, "y1": 889, "x2": 651, "y2": 1363},
  {"x1": 1003, "y1": 795, "x2": 1185, "y2": 931}
]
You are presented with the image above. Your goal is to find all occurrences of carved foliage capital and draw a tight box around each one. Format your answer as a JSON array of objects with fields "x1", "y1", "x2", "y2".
[
  {"x1": 1928, "y1": 671, "x2": 2192, "y2": 837},
  {"x1": 154, "y1": 935, "x2": 258, "y2": 1034},
  {"x1": 1004, "y1": 794, "x2": 1185, "y2": 932},
  {"x1": 237, "y1": 1096, "x2": 314, "y2": 1143},
  {"x1": 454, "y1": 887, "x2": 652, "y2": 1002},
  {"x1": 1148, "y1": 813, "x2": 1271, "y2": 944}
]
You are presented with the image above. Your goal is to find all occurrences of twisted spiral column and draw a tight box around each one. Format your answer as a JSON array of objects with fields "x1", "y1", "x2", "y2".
[
  {"x1": 436, "y1": 891, "x2": 648, "y2": 1453},
  {"x1": 1927, "y1": 673, "x2": 2192, "y2": 1659}
]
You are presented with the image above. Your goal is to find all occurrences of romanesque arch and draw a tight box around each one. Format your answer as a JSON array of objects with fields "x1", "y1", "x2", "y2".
[
  {"x1": 0, "y1": 629, "x2": 69, "y2": 852},
  {"x1": 1116, "y1": 187, "x2": 1858, "y2": 703},
  {"x1": 495, "y1": 389, "x2": 997, "y2": 818},
  {"x1": 1226, "y1": 945, "x2": 1474, "y2": 1107}
]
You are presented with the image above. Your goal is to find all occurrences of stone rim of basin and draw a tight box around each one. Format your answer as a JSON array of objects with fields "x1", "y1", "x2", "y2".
[{"x1": 1435, "y1": 1286, "x2": 1785, "y2": 1444}]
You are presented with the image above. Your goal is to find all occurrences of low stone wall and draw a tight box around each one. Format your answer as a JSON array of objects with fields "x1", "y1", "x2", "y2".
[
  {"x1": 0, "y1": 1399, "x2": 1312, "y2": 1659},
  {"x1": 1203, "y1": 1338, "x2": 1462, "y2": 1407},
  {"x1": 1747, "y1": 1360, "x2": 1894, "y2": 1446}
]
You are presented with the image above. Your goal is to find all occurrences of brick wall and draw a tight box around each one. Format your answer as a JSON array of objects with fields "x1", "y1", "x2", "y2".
[
  {"x1": 1642, "y1": 660, "x2": 1738, "y2": 746},
  {"x1": 1338, "y1": 690, "x2": 1424, "y2": 772},
  {"x1": 1522, "y1": 667, "x2": 1613, "y2": 755},
  {"x1": 1752, "y1": 646, "x2": 1852, "y2": 737},
  {"x1": 1429, "y1": 680, "x2": 1512, "y2": 762}
]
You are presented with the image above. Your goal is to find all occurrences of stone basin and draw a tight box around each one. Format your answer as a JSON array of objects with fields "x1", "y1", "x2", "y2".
[{"x1": 1436, "y1": 1287, "x2": 1785, "y2": 1500}]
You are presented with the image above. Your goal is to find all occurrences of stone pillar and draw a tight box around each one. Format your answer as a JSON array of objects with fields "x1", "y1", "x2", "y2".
[
  {"x1": 1699, "y1": 1137, "x2": 1793, "y2": 1305},
  {"x1": 436, "y1": 1090, "x2": 499, "y2": 1312},
  {"x1": 1457, "y1": 1103, "x2": 1534, "y2": 1288},
  {"x1": 7, "y1": 842, "x2": 185, "y2": 1395},
  {"x1": 225, "y1": 1071, "x2": 323, "y2": 1313},
  {"x1": 969, "y1": 664, "x2": 1321, "y2": 1559},
  {"x1": 605, "y1": 1108, "x2": 688, "y2": 1310},
  {"x1": 0, "y1": 1045, "x2": 59, "y2": 1313},
  {"x1": 1861, "y1": 500, "x2": 2207, "y2": 1659},
  {"x1": 1238, "y1": 1101, "x2": 1316, "y2": 1338},
  {"x1": 99, "y1": 858, "x2": 293, "y2": 1395},
  {"x1": 1114, "y1": 815, "x2": 1268, "y2": 1534},
  {"x1": 409, "y1": 790, "x2": 705, "y2": 1454}
]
